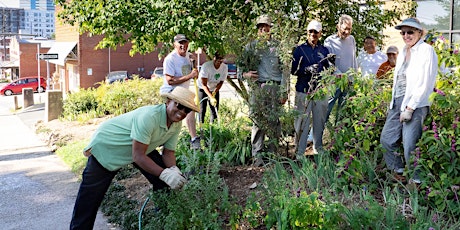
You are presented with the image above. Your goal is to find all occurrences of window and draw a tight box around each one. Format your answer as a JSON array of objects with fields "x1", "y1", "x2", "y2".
[
  {"x1": 28, "y1": 78, "x2": 38, "y2": 83},
  {"x1": 416, "y1": 0, "x2": 460, "y2": 43}
]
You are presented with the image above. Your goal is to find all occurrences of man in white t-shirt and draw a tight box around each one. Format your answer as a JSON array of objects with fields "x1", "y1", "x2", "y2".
[
  {"x1": 160, "y1": 34, "x2": 201, "y2": 149},
  {"x1": 198, "y1": 52, "x2": 228, "y2": 123},
  {"x1": 357, "y1": 36, "x2": 387, "y2": 78}
]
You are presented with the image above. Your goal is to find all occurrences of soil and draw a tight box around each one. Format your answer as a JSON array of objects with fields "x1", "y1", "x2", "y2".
[{"x1": 35, "y1": 117, "x2": 267, "y2": 216}]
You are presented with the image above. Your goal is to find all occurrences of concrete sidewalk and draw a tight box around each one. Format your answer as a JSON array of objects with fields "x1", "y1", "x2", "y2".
[{"x1": 0, "y1": 103, "x2": 115, "y2": 230}]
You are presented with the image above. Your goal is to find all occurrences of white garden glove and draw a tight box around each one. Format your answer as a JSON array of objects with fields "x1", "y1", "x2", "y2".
[
  {"x1": 170, "y1": 165, "x2": 183, "y2": 174},
  {"x1": 400, "y1": 109, "x2": 414, "y2": 122},
  {"x1": 209, "y1": 96, "x2": 217, "y2": 107},
  {"x1": 159, "y1": 167, "x2": 187, "y2": 189}
]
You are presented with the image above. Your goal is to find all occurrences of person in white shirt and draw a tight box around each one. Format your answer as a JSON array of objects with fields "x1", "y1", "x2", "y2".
[
  {"x1": 160, "y1": 34, "x2": 201, "y2": 150},
  {"x1": 380, "y1": 18, "x2": 438, "y2": 184},
  {"x1": 357, "y1": 36, "x2": 387, "y2": 78},
  {"x1": 198, "y1": 52, "x2": 228, "y2": 123}
]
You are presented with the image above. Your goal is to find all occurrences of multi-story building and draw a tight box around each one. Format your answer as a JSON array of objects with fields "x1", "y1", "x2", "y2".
[
  {"x1": 0, "y1": 8, "x2": 25, "y2": 33},
  {"x1": 20, "y1": 0, "x2": 54, "y2": 11},
  {"x1": 21, "y1": 9, "x2": 55, "y2": 38}
]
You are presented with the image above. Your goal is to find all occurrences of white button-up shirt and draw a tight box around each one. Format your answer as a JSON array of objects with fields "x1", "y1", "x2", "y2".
[{"x1": 390, "y1": 39, "x2": 438, "y2": 111}]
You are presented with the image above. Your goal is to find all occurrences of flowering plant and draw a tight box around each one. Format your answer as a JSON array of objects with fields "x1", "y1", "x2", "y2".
[{"x1": 416, "y1": 37, "x2": 460, "y2": 216}]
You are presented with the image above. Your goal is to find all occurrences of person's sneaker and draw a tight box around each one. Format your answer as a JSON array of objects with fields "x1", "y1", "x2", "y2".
[
  {"x1": 190, "y1": 137, "x2": 201, "y2": 150},
  {"x1": 394, "y1": 168, "x2": 404, "y2": 174},
  {"x1": 409, "y1": 178, "x2": 421, "y2": 184},
  {"x1": 252, "y1": 157, "x2": 264, "y2": 167}
]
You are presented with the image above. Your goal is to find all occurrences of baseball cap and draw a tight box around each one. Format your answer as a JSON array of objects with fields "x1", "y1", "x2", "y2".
[
  {"x1": 174, "y1": 34, "x2": 188, "y2": 43},
  {"x1": 256, "y1": 15, "x2": 272, "y2": 26},
  {"x1": 307, "y1": 20, "x2": 322, "y2": 32},
  {"x1": 395, "y1": 18, "x2": 423, "y2": 30},
  {"x1": 386, "y1": 46, "x2": 399, "y2": 54}
]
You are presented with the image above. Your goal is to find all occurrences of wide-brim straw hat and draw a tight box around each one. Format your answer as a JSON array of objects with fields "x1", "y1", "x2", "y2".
[{"x1": 160, "y1": 87, "x2": 199, "y2": 112}]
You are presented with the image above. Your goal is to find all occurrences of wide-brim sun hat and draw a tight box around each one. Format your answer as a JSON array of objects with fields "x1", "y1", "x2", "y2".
[
  {"x1": 161, "y1": 87, "x2": 199, "y2": 112},
  {"x1": 395, "y1": 17, "x2": 423, "y2": 31}
]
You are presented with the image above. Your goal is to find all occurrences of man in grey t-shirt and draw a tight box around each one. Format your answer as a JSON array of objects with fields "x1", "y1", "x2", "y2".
[{"x1": 324, "y1": 14, "x2": 358, "y2": 124}]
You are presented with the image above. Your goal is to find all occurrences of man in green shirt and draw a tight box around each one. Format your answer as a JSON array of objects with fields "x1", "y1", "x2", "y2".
[{"x1": 70, "y1": 87, "x2": 198, "y2": 230}]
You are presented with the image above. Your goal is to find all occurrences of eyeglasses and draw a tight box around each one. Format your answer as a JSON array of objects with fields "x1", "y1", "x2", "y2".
[
  {"x1": 175, "y1": 102, "x2": 192, "y2": 114},
  {"x1": 308, "y1": 30, "x2": 319, "y2": 34},
  {"x1": 400, "y1": 30, "x2": 415, "y2": 35}
]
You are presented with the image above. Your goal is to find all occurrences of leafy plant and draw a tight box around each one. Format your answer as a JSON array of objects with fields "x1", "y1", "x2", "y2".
[
  {"x1": 141, "y1": 159, "x2": 236, "y2": 230},
  {"x1": 416, "y1": 36, "x2": 460, "y2": 217}
]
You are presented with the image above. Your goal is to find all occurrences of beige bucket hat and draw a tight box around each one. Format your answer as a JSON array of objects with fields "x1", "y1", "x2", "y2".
[{"x1": 161, "y1": 87, "x2": 199, "y2": 112}]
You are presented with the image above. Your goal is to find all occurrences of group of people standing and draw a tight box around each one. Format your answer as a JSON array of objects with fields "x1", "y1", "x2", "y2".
[
  {"x1": 69, "y1": 14, "x2": 438, "y2": 229},
  {"x1": 241, "y1": 14, "x2": 438, "y2": 186}
]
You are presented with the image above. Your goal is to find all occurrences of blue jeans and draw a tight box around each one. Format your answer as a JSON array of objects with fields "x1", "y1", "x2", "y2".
[
  {"x1": 380, "y1": 96, "x2": 428, "y2": 178},
  {"x1": 70, "y1": 150, "x2": 167, "y2": 230},
  {"x1": 326, "y1": 88, "x2": 347, "y2": 125}
]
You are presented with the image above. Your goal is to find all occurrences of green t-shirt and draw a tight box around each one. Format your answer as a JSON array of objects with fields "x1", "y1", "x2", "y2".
[{"x1": 84, "y1": 104, "x2": 182, "y2": 171}]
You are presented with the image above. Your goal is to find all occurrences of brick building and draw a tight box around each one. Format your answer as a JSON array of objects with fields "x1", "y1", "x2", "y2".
[
  {"x1": 2, "y1": 37, "x2": 55, "y2": 81},
  {"x1": 49, "y1": 15, "x2": 164, "y2": 95}
]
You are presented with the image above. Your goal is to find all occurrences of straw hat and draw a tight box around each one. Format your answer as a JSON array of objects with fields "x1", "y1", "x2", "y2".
[{"x1": 160, "y1": 87, "x2": 199, "y2": 112}]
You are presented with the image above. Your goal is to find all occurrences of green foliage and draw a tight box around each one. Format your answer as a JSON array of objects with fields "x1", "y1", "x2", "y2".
[
  {"x1": 54, "y1": 140, "x2": 89, "y2": 176},
  {"x1": 141, "y1": 160, "x2": 236, "y2": 230},
  {"x1": 62, "y1": 88, "x2": 99, "y2": 120},
  {"x1": 56, "y1": 0, "x2": 414, "y2": 58},
  {"x1": 61, "y1": 78, "x2": 163, "y2": 121},
  {"x1": 416, "y1": 37, "x2": 460, "y2": 218},
  {"x1": 323, "y1": 72, "x2": 392, "y2": 185},
  {"x1": 100, "y1": 182, "x2": 139, "y2": 229},
  {"x1": 259, "y1": 158, "x2": 412, "y2": 229}
]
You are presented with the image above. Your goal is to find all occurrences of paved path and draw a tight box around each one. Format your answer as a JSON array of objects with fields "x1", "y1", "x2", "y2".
[{"x1": 0, "y1": 98, "x2": 114, "y2": 230}]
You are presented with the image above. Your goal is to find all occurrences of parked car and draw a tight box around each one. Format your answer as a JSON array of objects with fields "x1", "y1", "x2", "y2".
[
  {"x1": 0, "y1": 76, "x2": 46, "y2": 96},
  {"x1": 105, "y1": 71, "x2": 131, "y2": 84},
  {"x1": 226, "y1": 63, "x2": 237, "y2": 79},
  {"x1": 152, "y1": 67, "x2": 164, "y2": 78}
]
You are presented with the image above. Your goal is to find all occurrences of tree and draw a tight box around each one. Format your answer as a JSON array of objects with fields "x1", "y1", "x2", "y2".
[{"x1": 56, "y1": 0, "x2": 415, "y2": 101}]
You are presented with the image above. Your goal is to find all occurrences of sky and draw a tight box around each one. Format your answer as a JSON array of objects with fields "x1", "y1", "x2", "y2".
[
  {"x1": 416, "y1": 0, "x2": 448, "y2": 25},
  {"x1": 0, "y1": 0, "x2": 19, "y2": 8}
]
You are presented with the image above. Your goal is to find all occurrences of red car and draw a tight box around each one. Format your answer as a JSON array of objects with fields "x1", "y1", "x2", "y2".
[{"x1": 0, "y1": 77, "x2": 47, "y2": 96}]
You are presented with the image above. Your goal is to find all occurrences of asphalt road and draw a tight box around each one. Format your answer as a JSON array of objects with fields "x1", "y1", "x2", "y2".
[{"x1": 0, "y1": 93, "x2": 115, "y2": 230}]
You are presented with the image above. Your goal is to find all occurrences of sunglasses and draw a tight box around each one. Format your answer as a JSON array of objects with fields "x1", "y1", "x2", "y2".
[
  {"x1": 308, "y1": 30, "x2": 319, "y2": 34},
  {"x1": 400, "y1": 30, "x2": 415, "y2": 35},
  {"x1": 175, "y1": 102, "x2": 192, "y2": 114}
]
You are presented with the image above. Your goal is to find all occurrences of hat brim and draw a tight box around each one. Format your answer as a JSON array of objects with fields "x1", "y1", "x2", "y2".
[
  {"x1": 395, "y1": 22, "x2": 422, "y2": 31},
  {"x1": 161, "y1": 92, "x2": 199, "y2": 112},
  {"x1": 174, "y1": 39, "x2": 189, "y2": 43}
]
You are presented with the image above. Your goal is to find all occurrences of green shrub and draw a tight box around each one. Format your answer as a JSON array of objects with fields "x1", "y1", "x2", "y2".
[
  {"x1": 96, "y1": 78, "x2": 163, "y2": 116},
  {"x1": 62, "y1": 88, "x2": 99, "y2": 120},
  {"x1": 141, "y1": 158, "x2": 236, "y2": 230},
  {"x1": 62, "y1": 78, "x2": 163, "y2": 121}
]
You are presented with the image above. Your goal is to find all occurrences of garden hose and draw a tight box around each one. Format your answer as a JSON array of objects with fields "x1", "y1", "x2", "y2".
[{"x1": 138, "y1": 196, "x2": 150, "y2": 230}]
